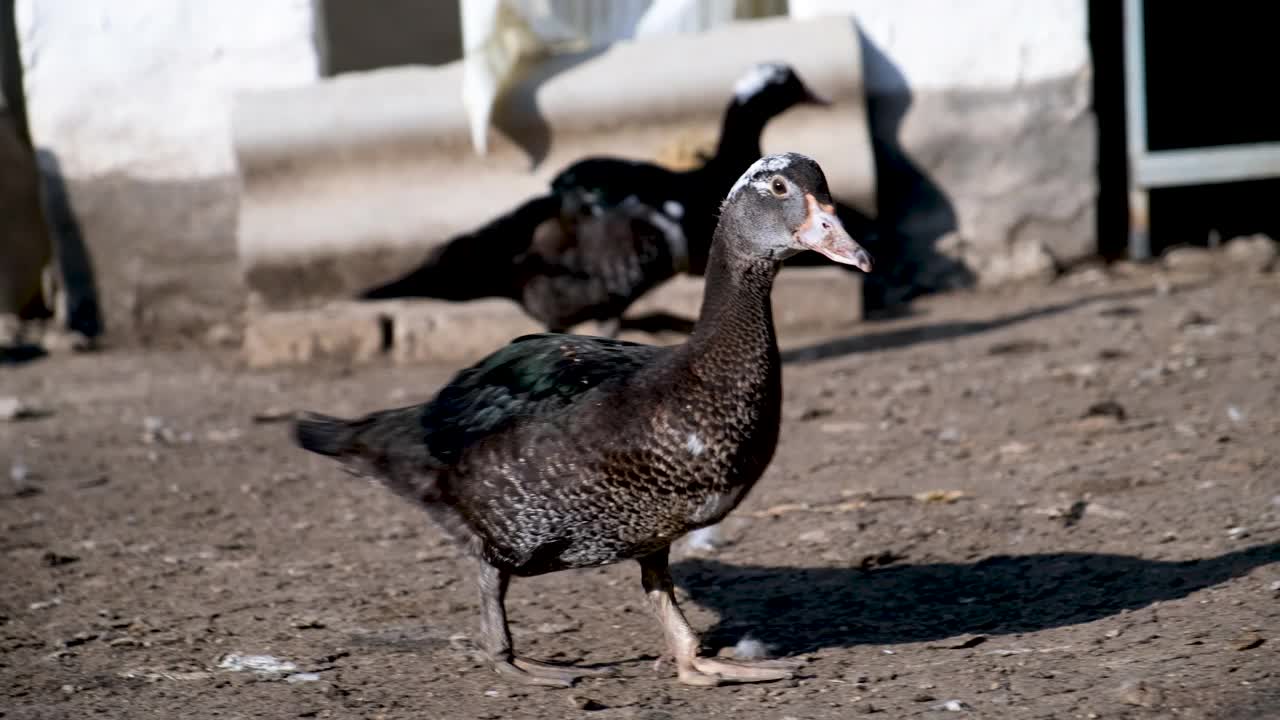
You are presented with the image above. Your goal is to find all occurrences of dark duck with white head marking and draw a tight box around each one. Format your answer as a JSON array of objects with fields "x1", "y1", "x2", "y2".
[
  {"x1": 359, "y1": 62, "x2": 835, "y2": 337},
  {"x1": 295, "y1": 153, "x2": 872, "y2": 687}
]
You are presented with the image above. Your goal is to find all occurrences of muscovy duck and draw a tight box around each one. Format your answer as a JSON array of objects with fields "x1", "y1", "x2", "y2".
[{"x1": 296, "y1": 153, "x2": 872, "y2": 687}]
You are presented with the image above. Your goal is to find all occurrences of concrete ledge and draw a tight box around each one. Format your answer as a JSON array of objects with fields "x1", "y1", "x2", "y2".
[{"x1": 242, "y1": 267, "x2": 861, "y2": 368}]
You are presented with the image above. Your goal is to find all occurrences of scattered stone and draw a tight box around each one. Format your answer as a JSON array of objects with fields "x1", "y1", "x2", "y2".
[
  {"x1": 1176, "y1": 309, "x2": 1215, "y2": 329},
  {"x1": 0, "y1": 396, "x2": 46, "y2": 421},
  {"x1": 1234, "y1": 632, "x2": 1265, "y2": 651},
  {"x1": 142, "y1": 416, "x2": 190, "y2": 445},
  {"x1": 285, "y1": 672, "x2": 322, "y2": 683},
  {"x1": 292, "y1": 616, "x2": 326, "y2": 630},
  {"x1": 796, "y1": 406, "x2": 833, "y2": 422},
  {"x1": 11, "y1": 461, "x2": 42, "y2": 497},
  {"x1": 859, "y1": 550, "x2": 906, "y2": 570},
  {"x1": 1083, "y1": 400, "x2": 1127, "y2": 422},
  {"x1": 205, "y1": 428, "x2": 243, "y2": 443},
  {"x1": 912, "y1": 692, "x2": 937, "y2": 702},
  {"x1": 914, "y1": 489, "x2": 965, "y2": 504},
  {"x1": 937, "y1": 427, "x2": 962, "y2": 443},
  {"x1": 218, "y1": 653, "x2": 299, "y2": 675},
  {"x1": 534, "y1": 621, "x2": 578, "y2": 635},
  {"x1": 203, "y1": 322, "x2": 239, "y2": 347},
  {"x1": 1226, "y1": 405, "x2": 1244, "y2": 424},
  {"x1": 1098, "y1": 305, "x2": 1141, "y2": 318},
  {"x1": 1060, "y1": 500, "x2": 1088, "y2": 527},
  {"x1": 42, "y1": 551, "x2": 79, "y2": 567},
  {"x1": 1063, "y1": 265, "x2": 1110, "y2": 287},
  {"x1": 567, "y1": 695, "x2": 608, "y2": 711},
  {"x1": 78, "y1": 475, "x2": 109, "y2": 489},
  {"x1": 1162, "y1": 246, "x2": 1215, "y2": 271},
  {"x1": 1223, "y1": 234, "x2": 1277, "y2": 272},
  {"x1": 28, "y1": 597, "x2": 61, "y2": 611},
  {"x1": 1117, "y1": 680, "x2": 1163, "y2": 708},
  {"x1": 1097, "y1": 347, "x2": 1129, "y2": 360},
  {"x1": 987, "y1": 339, "x2": 1049, "y2": 356},
  {"x1": 820, "y1": 421, "x2": 868, "y2": 434},
  {"x1": 10, "y1": 461, "x2": 32, "y2": 483},
  {"x1": 998, "y1": 441, "x2": 1032, "y2": 457},
  {"x1": 251, "y1": 408, "x2": 295, "y2": 424},
  {"x1": 797, "y1": 529, "x2": 829, "y2": 545},
  {"x1": 934, "y1": 700, "x2": 970, "y2": 712},
  {"x1": 729, "y1": 635, "x2": 772, "y2": 660},
  {"x1": 61, "y1": 632, "x2": 98, "y2": 647},
  {"x1": 1226, "y1": 526, "x2": 1250, "y2": 539},
  {"x1": 1051, "y1": 363, "x2": 1100, "y2": 386},
  {"x1": 892, "y1": 378, "x2": 931, "y2": 395}
]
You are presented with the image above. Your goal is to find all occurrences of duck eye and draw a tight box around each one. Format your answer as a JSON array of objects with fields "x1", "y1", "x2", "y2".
[{"x1": 770, "y1": 177, "x2": 788, "y2": 197}]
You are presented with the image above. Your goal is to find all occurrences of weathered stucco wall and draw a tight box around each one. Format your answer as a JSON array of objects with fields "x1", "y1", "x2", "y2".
[
  {"x1": 13, "y1": 0, "x2": 320, "y2": 341},
  {"x1": 793, "y1": 0, "x2": 1096, "y2": 295},
  {"x1": 11, "y1": 0, "x2": 1096, "y2": 342}
]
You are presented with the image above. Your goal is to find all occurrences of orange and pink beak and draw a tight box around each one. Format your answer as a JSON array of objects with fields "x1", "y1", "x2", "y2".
[{"x1": 792, "y1": 194, "x2": 873, "y2": 272}]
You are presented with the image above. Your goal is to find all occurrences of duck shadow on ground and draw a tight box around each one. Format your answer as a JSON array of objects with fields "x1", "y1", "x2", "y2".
[
  {"x1": 673, "y1": 541, "x2": 1279, "y2": 656},
  {"x1": 780, "y1": 284, "x2": 1189, "y2": 365}
]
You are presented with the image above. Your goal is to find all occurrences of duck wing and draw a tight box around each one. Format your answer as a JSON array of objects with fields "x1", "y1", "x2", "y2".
[
  {"x1": 295, "y1": 333, "x2": 667, "y2": 473},
  {"x1": 423, "y1": 333, "x2": 665, "y2": 461}
]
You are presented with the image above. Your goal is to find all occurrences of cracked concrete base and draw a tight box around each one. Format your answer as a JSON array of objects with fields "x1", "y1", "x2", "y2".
[{"x1": 241, "y1": 266, "x2": 862, "y2": 368}]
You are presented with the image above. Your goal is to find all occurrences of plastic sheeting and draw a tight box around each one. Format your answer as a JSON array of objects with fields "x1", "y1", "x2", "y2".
[{"x1": 460, "y1": 0, "x2": 787, "y2": 154}]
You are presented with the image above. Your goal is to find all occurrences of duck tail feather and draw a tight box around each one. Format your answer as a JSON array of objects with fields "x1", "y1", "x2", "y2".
[{"x1": 293, "y1": 411, "x2": 356, "y2": 457}]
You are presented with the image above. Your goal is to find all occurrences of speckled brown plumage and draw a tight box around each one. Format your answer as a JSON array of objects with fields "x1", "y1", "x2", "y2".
[{"x1": 295, "y1": 153, "x2": 873, "y2": 687}]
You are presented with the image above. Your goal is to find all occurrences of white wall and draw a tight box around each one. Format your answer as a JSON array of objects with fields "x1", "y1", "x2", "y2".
[
  {"x1": 16, "y1": 0, "x2": 319, "y2": 180},
  {"x1": 790, "y1": 0, "x2": 1088, "y2": 91},
  {"x1": 14, "y1": 0, "x2": 1087, "y2": 182}
]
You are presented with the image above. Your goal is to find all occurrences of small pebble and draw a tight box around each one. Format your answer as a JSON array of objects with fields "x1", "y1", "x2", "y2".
[
  {"x1": 566, "y1": 695, "x2": 607, "y2": 711},
  {"x1": 730, "y1": 635, "x2": 772, "y2": 660},
  {"x1": 0, "y1": 396, "x2": 42, "y2": 422},
  {"x1": 934, "y1": 700, "x2": 969, "y2": 712}
]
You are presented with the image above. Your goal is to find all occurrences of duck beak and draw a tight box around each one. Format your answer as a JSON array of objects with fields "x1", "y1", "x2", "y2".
[{"x1": 793, "y1": 194, "x2": 873, "y2": 272}]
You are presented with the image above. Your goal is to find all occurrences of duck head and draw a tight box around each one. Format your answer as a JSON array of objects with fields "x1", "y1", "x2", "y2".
[
  {"x1": 719, "y1": 153, "x2": 873, "y2": 272},
  {"x1": 731, "y1": 62, "x2": 830, "y2": 115}
]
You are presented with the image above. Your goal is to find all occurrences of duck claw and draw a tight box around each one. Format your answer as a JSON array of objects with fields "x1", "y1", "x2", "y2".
[
  {"x1": 494, "y1": 656, "x2": 616, "y2": 687},
  {"x1": 677, "y1": 656, "x2": 801, "y2": 686}
]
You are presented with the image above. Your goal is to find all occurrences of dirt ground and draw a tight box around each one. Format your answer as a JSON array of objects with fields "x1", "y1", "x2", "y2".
[{"x1": 2, "y1": 260, "x2": 1277, "y2": 719}]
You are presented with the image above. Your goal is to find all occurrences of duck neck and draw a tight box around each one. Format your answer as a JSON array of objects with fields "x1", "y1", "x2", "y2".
[
  {"x1": 711, "y1": 101, "x2": 767, "y2": 176},
  {"x1": 685, "y1": 226, "x2": 780, "y2": 378}
]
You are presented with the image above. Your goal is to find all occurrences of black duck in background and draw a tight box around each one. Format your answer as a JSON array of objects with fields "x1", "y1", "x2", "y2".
[
  {"x1": 360, "y1": 62, "x2": 829, "y2": 336},
  {"x1": 296, "y1": 153, "x2": 873, "y2": 687}
]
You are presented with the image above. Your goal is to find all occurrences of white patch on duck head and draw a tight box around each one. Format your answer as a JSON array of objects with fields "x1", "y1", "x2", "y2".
[
  {"x1": 725, "y1": 154, "x2": 794, "y2": 201},
  {"x1": 733, "y1": 62, "x2": 790, "y2": 102},
  {"x1": 685, "y1": 432, "x2": 706, "y2": 456},
  {"x1": 662, "y1": 201, "x2": 684, "y2": 219}
]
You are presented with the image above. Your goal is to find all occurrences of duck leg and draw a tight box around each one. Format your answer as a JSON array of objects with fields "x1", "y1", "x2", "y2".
[
  {"x1": 638, "y1": 549, "x2": 800, "y2": 687},
  {"x1": 477, "y1": 562, "x2": 614, "y2": 687}
]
